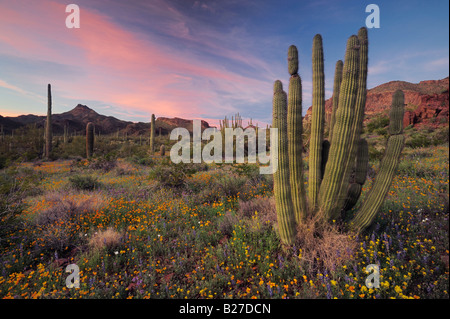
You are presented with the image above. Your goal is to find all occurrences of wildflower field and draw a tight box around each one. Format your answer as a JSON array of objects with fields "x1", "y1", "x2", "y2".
[{"x1": 0, "y1": 143, "x2": 448, "y2": 300}]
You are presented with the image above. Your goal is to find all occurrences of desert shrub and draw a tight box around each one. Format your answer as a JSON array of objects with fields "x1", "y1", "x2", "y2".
[
  {"x1": 149, "y1": 162, "x2": 188, "y2": 188},
  {"x1": 87, "y1": 155, "x2": 117, "y2": 172},
  {"x1": 232, "y1": 163, "x2": 261, "y2": 182},
  {"x1": 128, "y1": 155, "x2": 155, "y2": 167},
  {"x1": 374, "y1": 127, "x2": 388, "y2": 138},
  {"x1": 406, "y1": 133, "x2": 432, "y2": 148},
  {"x1": 368, "y1": 144, "x2": 384, "y2": 162},
  {"x1": 33, "y1": 191, "x2": 106, "y2": 226},
  {"x1": 88, "y1": 227, "x2": 122, "y2": 252},
  {"x1": 149, "y1": 161, "x2": 208, "y2": 189},
  {"x1": 69, "y1": 175, "x2": 101, "y2": 191},
  {"x1": 32, "y1": 191, "x2": 107, "y2": 254},
  {"x1": 214, "y1": 174, "x2": 247, "y2": 198},
  {"x1": 218, "y1": 211, "x2": 238, "y2": 237},
  {"x1": 366, "y1": 115, "x2": 389, "y2": 133},
  {"x1": 431, "y1": 126, "x2": 449, "y2": 145},
  {"x1": 237, "y1": 196, "x2": 277, "y2": 223},
  {"x1": 0, "y1": 155, "x2": 9, "y2": 169}
]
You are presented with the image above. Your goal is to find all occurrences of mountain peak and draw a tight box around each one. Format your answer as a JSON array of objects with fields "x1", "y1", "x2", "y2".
[{"x1": 73, "y1": 104, "x2": 92, "y2": 111}]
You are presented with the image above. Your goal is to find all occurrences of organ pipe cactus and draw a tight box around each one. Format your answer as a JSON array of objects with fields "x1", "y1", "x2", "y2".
[
  {"x1": 86, "y1": 122, "x2": 94, "y2": 158},
  {"x1": 272, "y1": 27, "x2": 405, "y2": 245}
]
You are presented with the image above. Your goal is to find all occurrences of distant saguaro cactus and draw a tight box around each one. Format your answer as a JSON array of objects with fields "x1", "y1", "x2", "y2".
[
  {"x1": 150, "y1": 114, "x2": 155, "y2": 154},
  {"x1": 160, "y1": 144, "x2": 166, "y2": 156},
  {"x1": 86, "y1": 122, "x2": 94, "y2": 158},
  {"x1": 271, "y1": 27, "x2": 405, "y2": 245},
  {"x1": 45, "y1": 84, "x2": 52, "y2": 158}
]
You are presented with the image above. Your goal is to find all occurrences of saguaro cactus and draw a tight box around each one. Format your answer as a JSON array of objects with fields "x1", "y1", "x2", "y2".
[
  {"x1": 86, "y1": 122, "x2": 94, "y2": 158},
  {"x1": 150, "y1": 114, "x2": 155, "y2": 153},
  {"x1": 45, "y1": 84, "x2": 52, "y2": 158},
  {"x1": 160, "y1": 144, "x2": 166, "y2": 156},
  {"x1": 271, "y1": 27, "x2": 405, "y2": 245}
]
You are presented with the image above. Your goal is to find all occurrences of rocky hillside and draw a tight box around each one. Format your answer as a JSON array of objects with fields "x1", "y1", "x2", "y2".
[{"x1": 305, "y1": 77, "x2": 449, "y2": 128}]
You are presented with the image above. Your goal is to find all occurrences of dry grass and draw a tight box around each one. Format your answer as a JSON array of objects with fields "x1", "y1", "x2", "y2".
[
  {"x1": 295, "y1": 213, "x2": 357, "y2": 273},
  {"x1": 88, "y1": 227, "x2": 123, "y2": 252}
]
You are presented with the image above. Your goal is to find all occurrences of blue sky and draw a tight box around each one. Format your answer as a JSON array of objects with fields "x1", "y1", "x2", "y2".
[{"x1": 0, "y1": 0, "x2": 448, "y2": 126}]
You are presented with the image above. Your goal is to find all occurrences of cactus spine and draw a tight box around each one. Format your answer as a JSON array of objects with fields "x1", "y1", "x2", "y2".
[
  {"x1": 308, "y1": 35, "x2": 325, "y2": 209},
  {"x1": 45, "y1": 84, "x2": 52, "y2": 158},
  {"x1": 271, "y1": 27, "x2": 405, "y2": 245},
  {"x1": 272, "y1": 80, "x2": 297, "y2": 245},
  {"x1": 287, "y1": 45, "x2": 307, "y2": 223},
  {"x1": 86, "y1": 122, "x2": 94, "y2": 158},
  {"x1": 150, "y1": 114, "x2": 155, "y2": 153}
]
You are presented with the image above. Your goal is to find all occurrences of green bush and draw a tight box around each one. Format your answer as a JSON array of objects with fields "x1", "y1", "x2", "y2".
[
  {"x1": 366, "y1": 115, "x2": 389, "y2": 133},
  {"x1": 69, "y1": 175, "x2": 101, "y2": 190},
  {"x1": 406, "y1": 133, "x2": 432, "y2": 148}
]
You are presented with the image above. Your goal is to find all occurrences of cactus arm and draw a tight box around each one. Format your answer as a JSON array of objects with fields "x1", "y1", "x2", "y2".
[
  {"x1": 308, "y1": 34, "x2": 325, "y2": 209},
  {"x1": 287, "y1": 45, "x2": 308, "y2": 223},
  {"x1": 329, "y1": 60, "x2": 343, "y2": 144},
  {"x1": 350, "y1": 90, "x2": 405, "y2": 231},
  {"x1": 273, "y1": 80, "x2": 297, "y2": 245},
  {"x1": 343, "y1": 138, "x2": 369, "y2": 212},
  {"x1": 318, "y1": 35, "x2": 360, "y2": 219}
]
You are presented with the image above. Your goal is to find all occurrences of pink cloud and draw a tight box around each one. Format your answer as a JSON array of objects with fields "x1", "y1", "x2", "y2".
[{"x1": 0, "y1": 0, "x2": 273, "y2": 123}]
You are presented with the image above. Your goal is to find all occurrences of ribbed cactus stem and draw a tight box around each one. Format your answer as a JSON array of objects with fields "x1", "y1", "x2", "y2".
[
  {"x1": 45, "y1": 84, "x2": 52, "y2": 158},
  {"x1": 343, "y1": 138, "x2": 368, "y2": 212},
  {"x1": 160, "y1": 144, "x2": 166, "y2": 156},
  {"x1": 337, "y1": 28, "x2": 369, "y2": 216},
  {"x1": 351, "y1": 90, "x2": 405, "y2": 231},
  {"x1": 308, "y1": 34, "x2": 325, "y2": 209},
  {"x1": 287, "y1": 45, "x2": 307, "y2": 223},
  {"x1": 150, "y1": 114, "x2": 155, "y2": 153},
  {"x1": 318, "y1": 35, "x2": 360, "y2": 219},
  {"x1": 329, "y1": 60, "x2": 343, "y2": 144},
  {"x1": 389, "y1": 90, "x2": 405, "y2": 135},
  {"x1": 86, "y1": 122, "x2": 94, "y2": 158},
  {"x1": 273, "y1": 80, "x2": 297, "y2": 245}
]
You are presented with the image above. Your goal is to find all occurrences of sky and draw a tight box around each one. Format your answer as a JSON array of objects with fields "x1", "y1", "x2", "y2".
[{"x1": 0, "y1": 0, "x2": 448, "y2": 127}]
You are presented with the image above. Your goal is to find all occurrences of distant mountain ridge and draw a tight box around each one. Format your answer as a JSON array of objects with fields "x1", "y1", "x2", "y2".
[
  {"x1": 0, "y1": 104, "x2": 211, "y2": 136},
  {"x1": 1, "y1": 77, "x2": 448, "y2": 135}
]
